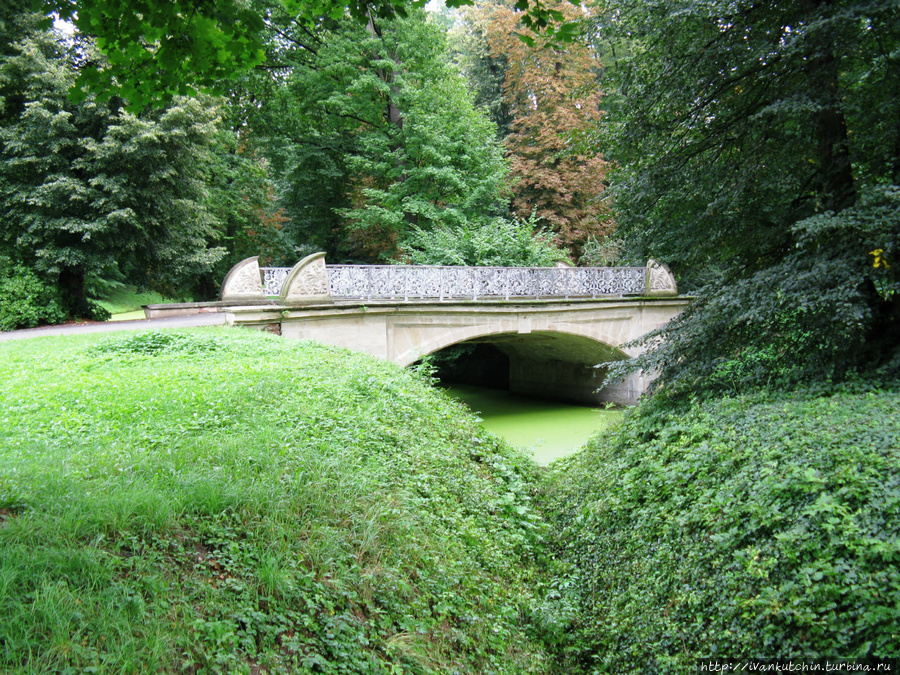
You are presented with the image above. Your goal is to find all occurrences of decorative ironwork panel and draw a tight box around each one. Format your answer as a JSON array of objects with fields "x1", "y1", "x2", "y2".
[
  {"x1": 324, "y1": 265, "x2": 647, "y2": 300},
  {"x1": 261, "y1": 267, "x2": 290, "y2": 296},
  {"x1": 410, "y1": 266, "x2": 444, "y2": 298},
  {"x1": 580, "y1": 267, "x2": 645, "y2": 296},
  {"x1": 530, "y1": 268, "x2": 559, "y2": 297},
  {"x1": 328, "y1": 266, "x2": 367, "y2": 297},
  {"x1": 367, "y1": 267, "x2": 396, "y2": 298},
  {"x1": 440, "y1": 267, "x2": 476, "y2": 298}
]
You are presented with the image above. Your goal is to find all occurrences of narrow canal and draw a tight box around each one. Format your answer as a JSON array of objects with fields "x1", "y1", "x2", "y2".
[{"x1": 444, "y1": 383, "x2": 623, "y2": 465}]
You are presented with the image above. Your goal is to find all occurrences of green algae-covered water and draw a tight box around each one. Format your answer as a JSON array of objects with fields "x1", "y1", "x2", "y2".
[{"x1": 444, "y1": 384, "x2": 623, "y2": 465}]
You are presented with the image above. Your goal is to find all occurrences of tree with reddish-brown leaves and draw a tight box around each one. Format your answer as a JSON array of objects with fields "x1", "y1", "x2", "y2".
[{"x1": 480, "y1": 1, "x2": 613, "y2": 258}]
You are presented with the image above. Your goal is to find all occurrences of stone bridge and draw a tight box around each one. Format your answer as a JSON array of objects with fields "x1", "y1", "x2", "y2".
[{"x1": 220, "y1": 254, "x2": 689, "y2": 404}]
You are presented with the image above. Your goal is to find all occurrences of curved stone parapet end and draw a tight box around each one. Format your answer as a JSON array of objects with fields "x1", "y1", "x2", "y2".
[
  {"x1": 645, "y1": 259, "x2": 678, "y2": 296},
  {"x1": 280, "y1": 252, "x2": 331, "y2": 304},
  {"x1": 221, "y1": 256, "x2": 265, "y2": 301}
]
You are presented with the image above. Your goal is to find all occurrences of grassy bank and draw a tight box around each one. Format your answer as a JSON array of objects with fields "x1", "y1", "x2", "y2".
[
  {"x1": 544, "y1": 388, "x2": 900, "y2": 671},
  {"x1": 0, "y1": 328, "x2": 551, "y2": 674}
]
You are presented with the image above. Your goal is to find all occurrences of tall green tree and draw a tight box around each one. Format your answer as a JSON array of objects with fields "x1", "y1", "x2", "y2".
[
  {"x1": 0, "y1": 27, "x2": 227, "y2": 317},
  {"x1": 602, "y1": 0, "x2": 900, "y2": 391},
  {"x1": 338, "y1": 15, "x2": 510, "y2": 260},
  {"x1": 252, "y1": 9, "x2": 509, "y2": 261},
  {"x1": 204, "y1": 128, "x2": 298, "y2": 280}
]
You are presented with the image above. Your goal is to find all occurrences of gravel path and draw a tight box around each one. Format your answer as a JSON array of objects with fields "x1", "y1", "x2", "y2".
[{"x1": 0, "y1": 313, "x2": 228, "y2": 342}]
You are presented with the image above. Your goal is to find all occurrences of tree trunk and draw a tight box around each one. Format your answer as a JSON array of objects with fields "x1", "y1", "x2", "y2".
[
  {"x1": 365, "y1": 11, "x2": 403, "y2": 131},
  {"x1": 807, "y1": 0, "x2": 855, "y2": 211},
  {"x1": 58, "y1": 267, "x2": 91, "y2": 319},
  {"x1": 365, "y1": 10, "x2": 414, "y2": 229}
]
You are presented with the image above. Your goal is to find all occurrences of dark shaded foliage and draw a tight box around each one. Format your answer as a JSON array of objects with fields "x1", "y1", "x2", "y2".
[{"x1": 601, "y1": 0, "x2": 900, "y2": 393}]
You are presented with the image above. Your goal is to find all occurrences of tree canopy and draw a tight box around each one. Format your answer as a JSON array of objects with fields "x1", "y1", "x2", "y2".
[
  {"x1": 0, "y1": 20, "x2": 276, "y2": 321},
  {"x1": 482, "y1": 0, "x2": 611, "y2": 257},
  {"x1": 240, "y1": 6, "x2": 510, "y2": 262},
  {"x1": 0, "y1": 0, "x2": 536, "y2": 324},
  {"x1": 34, "y1": 0, "x2": 576, "y2": 109}
]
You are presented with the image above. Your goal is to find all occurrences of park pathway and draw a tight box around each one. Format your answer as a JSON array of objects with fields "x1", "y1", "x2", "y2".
[{"x1": 0, "y1": 313, "x2": 226, "y2": 342}]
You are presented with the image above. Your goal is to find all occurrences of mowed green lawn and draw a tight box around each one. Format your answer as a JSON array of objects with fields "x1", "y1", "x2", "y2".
[
  {"x1": 94, "y1": 286, "x2": 183, "y2": 321},
  {"x1": 0, "y1": 328, "x2": 551, "y2": 674}
]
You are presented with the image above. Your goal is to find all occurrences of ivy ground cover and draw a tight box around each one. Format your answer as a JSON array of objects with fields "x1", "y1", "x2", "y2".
[{"x1": 545, "y1": 389, "x2": 900, "y2": 671}]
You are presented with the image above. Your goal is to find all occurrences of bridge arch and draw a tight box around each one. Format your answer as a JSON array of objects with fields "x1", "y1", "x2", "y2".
[
  {"x1": 396, "y1": 326, "x2": 631, "y2": 369},
  {"x1": 395, "y1": 323, "x2": 640, "y2": 405}
]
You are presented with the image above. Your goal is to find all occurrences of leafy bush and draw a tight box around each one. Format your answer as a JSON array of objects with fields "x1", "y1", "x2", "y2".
[
  {"x1": 91, "y1": 330, "x2": 229, "y2": 356},
  {"x1": 578, "y1": 235, "x2": 622, "y2": 267},
  {"x1": 401, "y1": 213, "x2": 569, "y2": 267},
  {"x1": 0, "y1": 262, "x2": 67, "y2": 331},
  {"x1": 619, "y1": 184, "x2": 900, "y2": 398},
  {"x1": 544, "y1": 388, "x2": 900, "y2": 672},
  {"x1": 0, "y1": 328, "x2": 552, "y2": 673}
]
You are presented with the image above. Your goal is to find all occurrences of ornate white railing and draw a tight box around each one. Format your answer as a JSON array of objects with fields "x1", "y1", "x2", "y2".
[
  {"x1": 261, "y1": 267, "x2": 290, "y2": 297},
  {"x1": 260, "y1": 264, "x2": 647, "y2": 300},
  {"x1": 222, "y1": 254, "x2": 677, "y2": 303}
]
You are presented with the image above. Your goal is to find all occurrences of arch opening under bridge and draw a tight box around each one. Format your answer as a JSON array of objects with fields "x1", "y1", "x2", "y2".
[{"x1": 412, "y1": 329, "x2": 636, "y2": 404}]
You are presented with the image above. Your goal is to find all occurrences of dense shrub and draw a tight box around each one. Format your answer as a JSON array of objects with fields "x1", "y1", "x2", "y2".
[
  {"x1": 0, "y1": 262, "x2": 67, "y2": 331},
  {"x1": 400, "y1": 214, "x2": 568, "y2": 267},
  {"x1": 545, "y1": 389, "x2": 900, "y2": 671}
]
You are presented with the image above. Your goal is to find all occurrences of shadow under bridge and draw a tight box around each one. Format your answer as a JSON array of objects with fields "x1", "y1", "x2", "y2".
[{"x1": 421, "y1": 329, "x2": 637, "y2": 406}]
